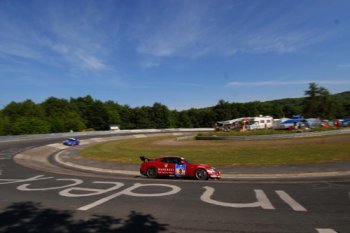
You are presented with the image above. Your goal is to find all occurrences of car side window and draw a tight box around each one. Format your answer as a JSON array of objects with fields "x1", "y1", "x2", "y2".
[
  {"x1": 170, "y1": 158, "x2": 181, "y2": 164},
  {"x1": 174, "y1": 158, "x2": 181, "y2": 164},
  {"x1": 160, "y1": 158, "x2": 169, "y2": 163}
]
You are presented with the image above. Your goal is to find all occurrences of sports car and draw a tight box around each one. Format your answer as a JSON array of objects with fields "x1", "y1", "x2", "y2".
[
  {"x1": 63, "y1": 137, "x2": 80, "y2": 146},
  {"x1": 140, "y1": 156, "x2": 221, "y2": 180}
]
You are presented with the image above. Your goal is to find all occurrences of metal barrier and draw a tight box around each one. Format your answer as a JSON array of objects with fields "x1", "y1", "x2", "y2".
[
  {"x1": 196, "y1": 128, "x2": 350, "y2": 141},
  {"x1": 0, "y1": 128, "x2": 213, "y2": 143}
]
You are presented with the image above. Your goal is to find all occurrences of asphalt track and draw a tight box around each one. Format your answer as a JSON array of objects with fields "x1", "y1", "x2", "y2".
[{"x1": 0, "y1": 133, "x2": 349, "y2": 232}]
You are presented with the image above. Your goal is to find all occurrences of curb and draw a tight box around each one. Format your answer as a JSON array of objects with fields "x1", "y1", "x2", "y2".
[{"x1": 54, "y1": 150, "x2": 350, "y2": 179}]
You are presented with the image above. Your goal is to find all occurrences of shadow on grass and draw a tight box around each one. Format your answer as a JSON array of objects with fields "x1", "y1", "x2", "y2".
[{"x1": 0, "y1": 202, "x2": 168, "y2": 233}]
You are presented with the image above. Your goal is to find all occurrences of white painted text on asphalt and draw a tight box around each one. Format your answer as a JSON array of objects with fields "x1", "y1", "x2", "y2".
[
  {"x1": 0, "y1": 175, "x2": 181, "y2": 211},
  {"x1": 0, "y1": 175, "x2": 308, "y2": 212}
]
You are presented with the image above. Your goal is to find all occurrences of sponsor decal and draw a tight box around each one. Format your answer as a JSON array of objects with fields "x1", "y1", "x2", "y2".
[
  {"x1": 175, "y1": 164, "x2": 186, "y2": 177},
  {"x1": 157, "y1": 168, "x2": 175, "y2": 174}
]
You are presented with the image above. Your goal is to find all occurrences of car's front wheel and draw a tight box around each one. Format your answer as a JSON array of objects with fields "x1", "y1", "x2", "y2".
[
  {"x1": 146, "y1": 167, "x2": 157, "y2": 178},
  {"x1": 195, "y1": 169, "x2": 208, "y2": 180}
]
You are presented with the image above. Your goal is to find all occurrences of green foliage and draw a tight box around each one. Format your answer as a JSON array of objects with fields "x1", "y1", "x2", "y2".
[
  {"x1": 10, "y1": 117, "x2": 50, "y2": 135},
  {"x1": 0, "y1": 84, "x2": 349, "y2": 135},
  {"x1": 302, "y1": 83, "x2": 336, "y2": 118},
  {"x1": 42, "y1": 97, "x2": 86, "y2": 132},
  {"x1": 0, "y1": 114, "x2": 11, "y2": 135}
]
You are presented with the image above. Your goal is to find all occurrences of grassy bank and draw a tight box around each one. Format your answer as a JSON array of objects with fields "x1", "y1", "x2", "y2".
[{"x1": 80, "y1": 134, "x2": 350, "y2": 166}]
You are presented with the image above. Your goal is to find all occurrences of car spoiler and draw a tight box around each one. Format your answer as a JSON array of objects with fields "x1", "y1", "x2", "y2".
[{"x1": 140, "y1": 156, "x2": 152, "y2": 162}]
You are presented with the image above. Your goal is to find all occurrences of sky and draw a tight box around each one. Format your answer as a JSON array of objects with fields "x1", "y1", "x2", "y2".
[{"x1": 1, "y1": 0, "x2": 350, "y2": 110}]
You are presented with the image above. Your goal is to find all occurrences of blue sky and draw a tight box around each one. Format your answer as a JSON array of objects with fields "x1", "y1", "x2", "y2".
[{"x1": 1, "y1": 0, "x2": 350, "y2": 110}]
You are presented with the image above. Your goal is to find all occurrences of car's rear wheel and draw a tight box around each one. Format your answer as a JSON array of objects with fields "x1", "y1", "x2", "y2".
[
  {"x1": 195, "y1": 169, "x2": 208, "y2": 180},
  {"x1": 146, "y1": 167, "x2": 157, "y2": 178}
]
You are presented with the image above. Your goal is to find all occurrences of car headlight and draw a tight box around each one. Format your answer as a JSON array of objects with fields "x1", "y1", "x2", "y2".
[{"x1": 206, "y1": 168, "x2": 216, "y2": 173}]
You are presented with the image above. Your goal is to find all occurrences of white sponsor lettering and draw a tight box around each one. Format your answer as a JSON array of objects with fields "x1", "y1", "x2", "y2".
[
  {"x1": 201, "y1": 186, "x2": 275, "y2": 209},
  {"x1": 78, "y1": 183, "x2": 181, "y2": 211}
]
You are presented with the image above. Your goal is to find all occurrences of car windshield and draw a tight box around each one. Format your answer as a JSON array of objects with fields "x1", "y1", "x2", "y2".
[{"x1": 184, "y1": 159, "x2": 191, "y2": 164}]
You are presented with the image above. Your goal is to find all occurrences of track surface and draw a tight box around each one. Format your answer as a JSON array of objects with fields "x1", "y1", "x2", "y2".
[{"x1": 0, "y1": 138, "x2": 349, "y2": 233}]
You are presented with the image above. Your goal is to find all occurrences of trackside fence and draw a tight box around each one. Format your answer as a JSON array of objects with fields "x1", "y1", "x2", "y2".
[{"x1": 0, "y1": 128, "x2": 213, "y2": 143}]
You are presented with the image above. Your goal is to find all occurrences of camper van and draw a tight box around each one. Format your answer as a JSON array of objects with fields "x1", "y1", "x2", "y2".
[
  {"x1": 247, "y1": 116, "x2": 273, "y2": 130},
  {"x1": 216, "y1": 116, "x2": 274, "y2": 131}
]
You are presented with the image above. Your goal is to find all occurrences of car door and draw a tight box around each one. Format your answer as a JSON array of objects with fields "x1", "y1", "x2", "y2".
[{"x1": 158, "y1": 157, "x2": 175, "y2": 176}]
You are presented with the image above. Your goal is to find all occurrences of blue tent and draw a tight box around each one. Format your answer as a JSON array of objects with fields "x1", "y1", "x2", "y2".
[{"x1": 281, "y1": 119, "x2": 306, "y2": 124}]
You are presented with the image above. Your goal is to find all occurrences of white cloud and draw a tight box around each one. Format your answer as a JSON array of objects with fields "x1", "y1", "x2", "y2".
[
  {"x1": 132, "y1": 1, "x2": 337, "y2": 59},
  {"x1": 141, "y1": 61, "x2": 160, "y2": 69},
  {"x1": 77, "y1": 52, "x2": 105, "y2": 70},
  {"x1": 227, "y1": 80, "x2": 350, "y2": 87},
  {"x1": 338, "y1": 64, "x2": 350, "y2": 68}
]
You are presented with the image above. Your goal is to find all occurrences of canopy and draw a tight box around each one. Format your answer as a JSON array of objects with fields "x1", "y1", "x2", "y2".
[{"x1": 281, "y1": 119, "x2": 306, "y2": 124}]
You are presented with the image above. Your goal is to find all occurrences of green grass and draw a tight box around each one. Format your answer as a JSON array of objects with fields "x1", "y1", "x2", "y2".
[{"x1": 80, "y1": 134, "x2": 350, "y2": 166}]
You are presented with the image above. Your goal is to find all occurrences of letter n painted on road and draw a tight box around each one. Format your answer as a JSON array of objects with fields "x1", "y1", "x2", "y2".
[{"x1": 200, "y1": 186, "x2": 275, "y2": 209}]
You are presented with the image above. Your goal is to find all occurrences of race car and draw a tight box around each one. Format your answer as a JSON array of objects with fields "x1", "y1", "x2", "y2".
[
  {"x1": 63, "y1": 137, "x2": 80, "y2": 146},
  {"x1": 139, "y1": 156, "x2": 221, "y2": 180}
]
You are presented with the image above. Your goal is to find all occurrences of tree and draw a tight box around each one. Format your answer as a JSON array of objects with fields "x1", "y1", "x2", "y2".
[
  {"x1": 42, "y1": 97, "x2": 85, "y2": 132},
  {"x1": 175, "y1": 111, "x2": 193, "y2": 128},
  {"x1": 87, "y1": 101, "x2": 110, "y2": 130},
  {"x1": 103, "y1": 101, "x2": 122, "y2": 127},
  {"x1": 150, "y1": 103, "x2": 174, "y2": 129},
  {"x1": 303, "y1": 83, "x2": 335, "y2": 118},
  {"x1": 2, "y1": 100, "x2": 44, "y2": 119},
  {"x1": 10, "y1": 117, "x2": 50, "y2": 135},
  {"x1": 70, "y1": 96, "x2": 109, "y2": 130},
  {"x1": 213, "y1": 100, "x2": 233, "y2": 121},
  {"x1": 134, "y1": 106, "x2": 153, "y2": 129},
  {"x1": 118, "y1": 105, "x2": 136, "y2": 129},
  {"x1": 0, "y1": 114, "x2": 11, "y2": 135}
]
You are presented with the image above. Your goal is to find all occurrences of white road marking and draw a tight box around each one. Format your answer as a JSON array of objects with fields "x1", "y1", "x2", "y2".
[
  {"x1": 0, "y1": 175, "x2": 53, "y2": 185},
  {"x1": 315, "y1": 228, "x2": 337, "y2": 233},
  {"x1": 275, "y1": 190, "x2": 307, "y2": 212},
  {"x1": 60, "y1": 181, "x2": 124, "y2": 197},
  {"x1": 201, "y1": 186, "x2": 275, "y2": 209},
  {"x1": 17, "y1": 179, "x2": 83, "y2": 191},
  {"x1": 78, "y1": 183, "x2": 181, "y2": 211}
]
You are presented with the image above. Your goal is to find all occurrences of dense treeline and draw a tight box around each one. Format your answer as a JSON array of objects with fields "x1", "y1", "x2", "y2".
[{"x1": 0, "y1": 83, "x2": 349, "y2": 135}]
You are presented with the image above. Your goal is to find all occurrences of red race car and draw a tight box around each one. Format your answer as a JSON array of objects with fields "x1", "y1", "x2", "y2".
[{"x1": 139, "y1": 156, "x2": 221, "y2": 180}]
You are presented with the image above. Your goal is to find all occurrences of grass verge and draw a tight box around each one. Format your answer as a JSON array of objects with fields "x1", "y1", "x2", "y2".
[{"x1": 80, "y1": 134, "x2": 350, "y2": 166}]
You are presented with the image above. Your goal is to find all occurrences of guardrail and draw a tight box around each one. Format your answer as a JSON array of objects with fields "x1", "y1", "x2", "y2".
[
  {"x1": 0, "y1": 128, "x2": 214, "y2": 143},
  {"x1": 2, "y1": 128, "x2": 349, "y2": 143},
  {"x1": 196, "y1": 128, "x2": 350, "y2": 140}
]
